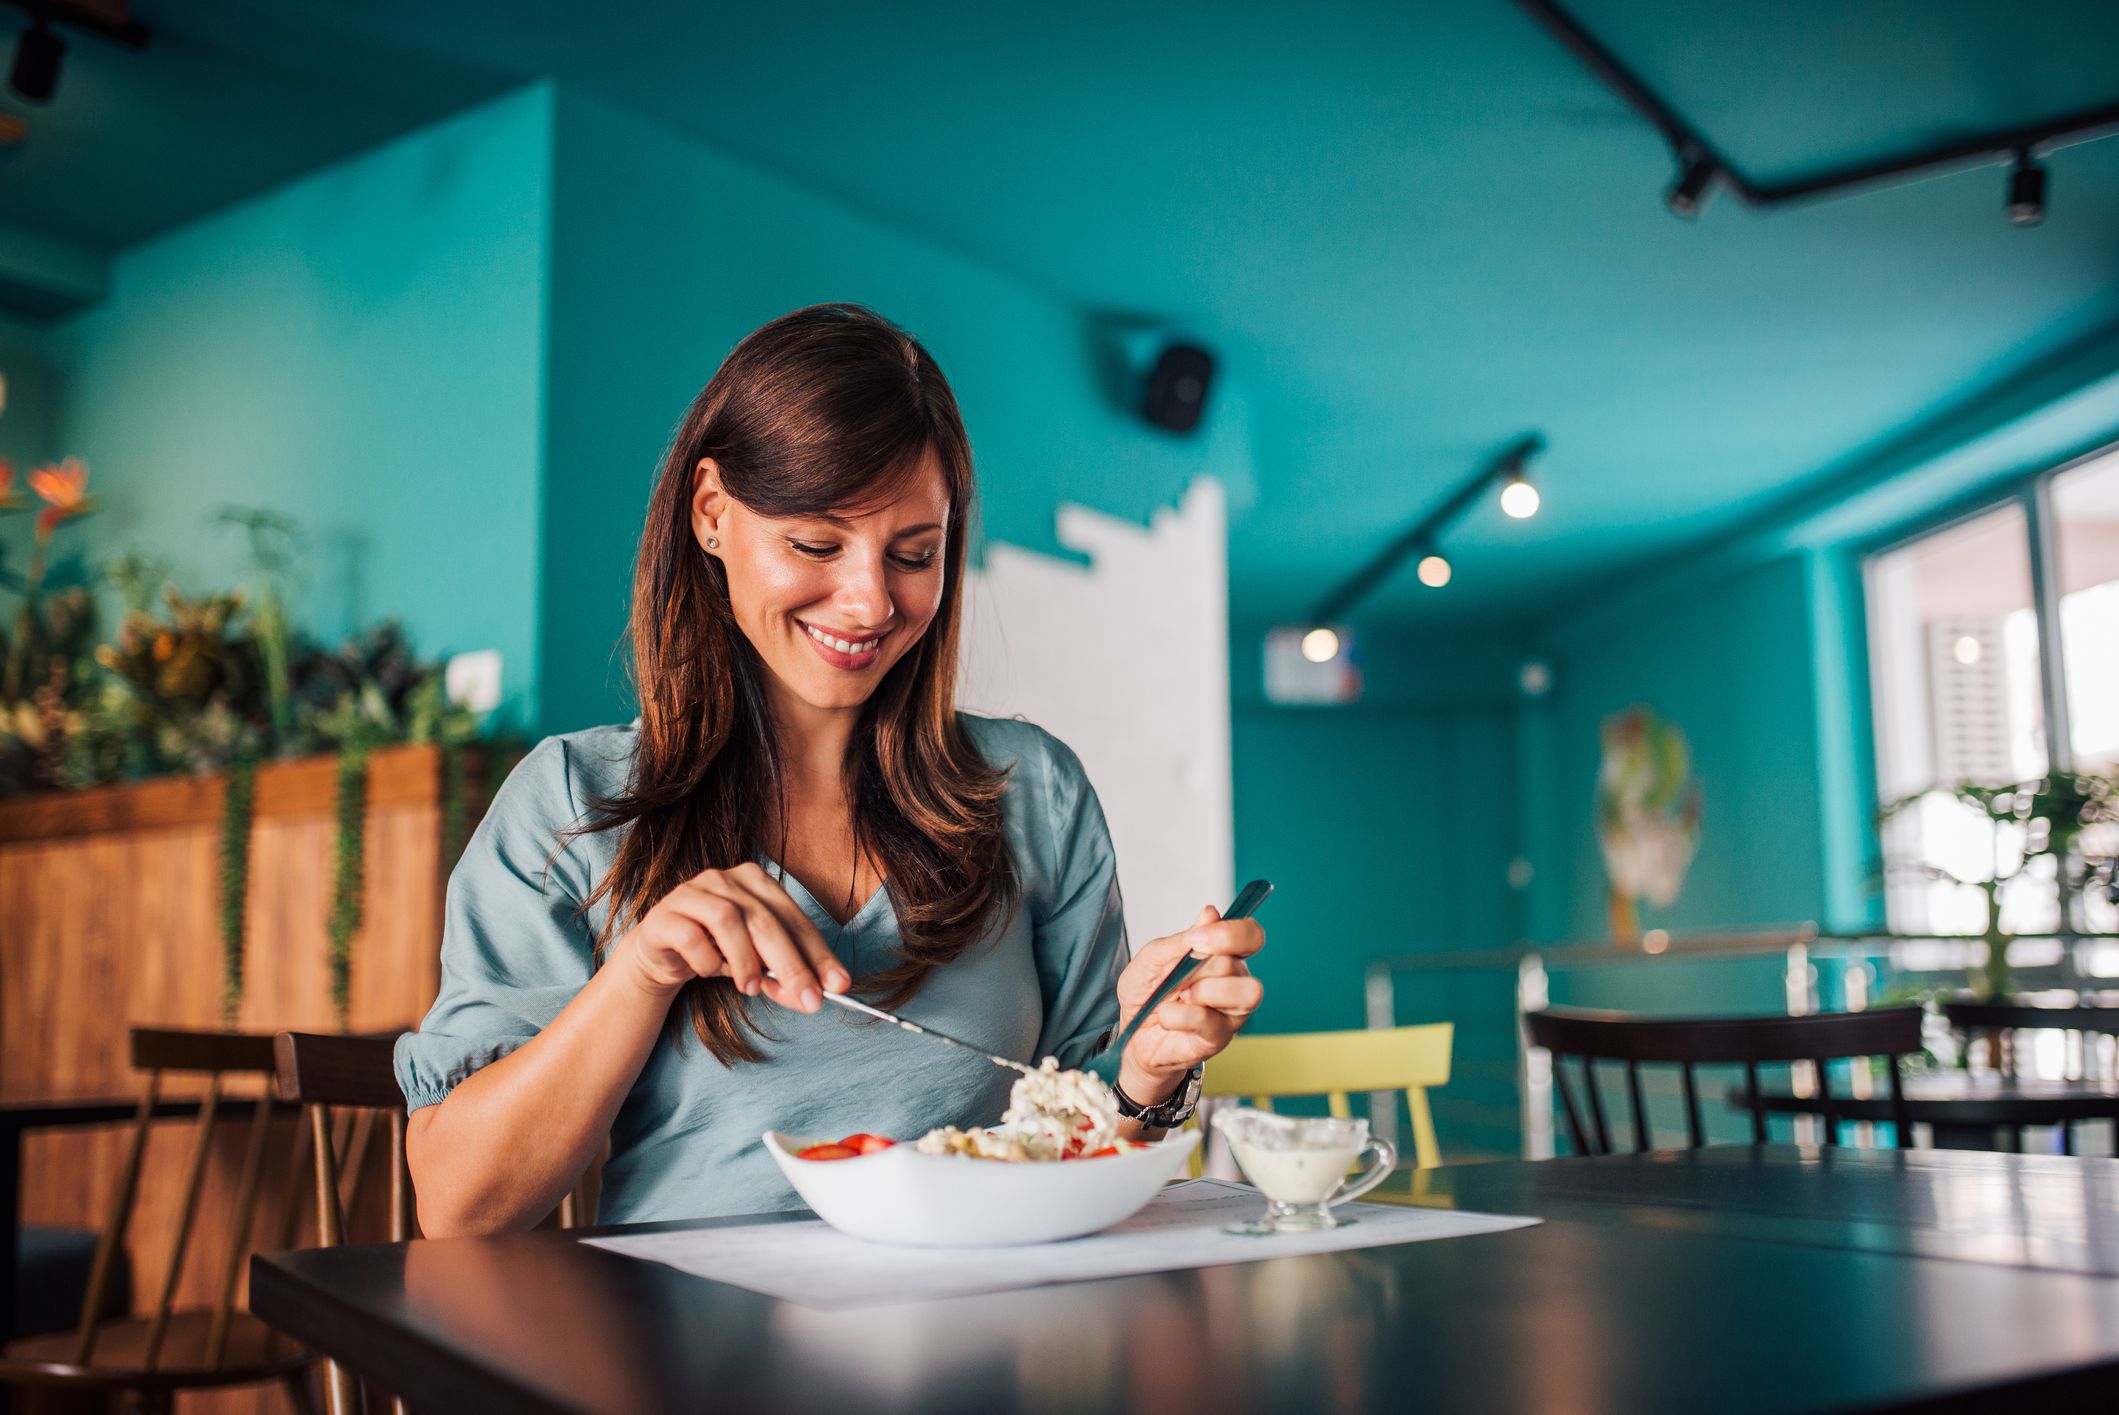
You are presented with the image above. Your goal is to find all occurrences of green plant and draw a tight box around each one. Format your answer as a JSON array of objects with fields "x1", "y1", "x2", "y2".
[
  {"x1": 0, "y1": 458, "x2": 101, "y2": 790},
  {"x1": 328, "y1": 743, "x2": 372, "y2": 1031},
  {"x1": 220, "y1": 758, "x2": 258, "y2": 1026},
  {"x1": 1879, "y1": 770, "x2": 2119, "y2": 997},
  {"x1": 218, "y1": 507, "x2": 302, "y2": 743}
]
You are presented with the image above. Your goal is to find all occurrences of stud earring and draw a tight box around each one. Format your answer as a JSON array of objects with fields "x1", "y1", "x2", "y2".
[{"x1": 705, "y1": 536, "x2": 719, "y2": 550}]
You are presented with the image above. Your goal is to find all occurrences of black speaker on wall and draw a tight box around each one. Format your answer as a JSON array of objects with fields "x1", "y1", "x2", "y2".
[{"x1": 1142, "y1": 342, "x2": 1215, "y2": 433}]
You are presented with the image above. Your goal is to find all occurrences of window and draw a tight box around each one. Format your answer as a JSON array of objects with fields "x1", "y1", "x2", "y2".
[{"x1": 1865, "y1": 446, "x2": 2119, "y2": 938}]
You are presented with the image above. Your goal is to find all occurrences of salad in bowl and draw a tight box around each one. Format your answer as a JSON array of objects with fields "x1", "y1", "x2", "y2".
[{"x1": 764, "y1": 1060, "x2": 1199, "y2": 1247}]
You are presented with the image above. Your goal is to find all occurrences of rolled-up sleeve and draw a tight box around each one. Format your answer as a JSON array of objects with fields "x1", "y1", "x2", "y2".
[
  {"x1": 1026, "y1": 732, "x2": 1129, "y2": 1070},
  {"x1": 394, "y1": 737, "x2": 599, "y2": 1111}
]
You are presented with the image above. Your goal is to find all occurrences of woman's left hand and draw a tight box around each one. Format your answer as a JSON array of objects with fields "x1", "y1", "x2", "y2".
[{"x1": 1114, "y1": 905, "x2": 1265, "y2": 1104}]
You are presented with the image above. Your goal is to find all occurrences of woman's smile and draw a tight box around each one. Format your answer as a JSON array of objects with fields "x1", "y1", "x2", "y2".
[{"x1": 797, "y1": 618, "x2": 888, "y2": 670}]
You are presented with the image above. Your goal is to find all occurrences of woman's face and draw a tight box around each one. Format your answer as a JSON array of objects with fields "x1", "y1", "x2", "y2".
[{"x1": 693, "y1": 453, "x2": 952, "y2": 720}]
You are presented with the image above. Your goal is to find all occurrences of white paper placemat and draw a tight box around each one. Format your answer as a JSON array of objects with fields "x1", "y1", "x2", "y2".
[{"x1": 584, "y1": 1179, "x2": 1539, "y2": 1308}]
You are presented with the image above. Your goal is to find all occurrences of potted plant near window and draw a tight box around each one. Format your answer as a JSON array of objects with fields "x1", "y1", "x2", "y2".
[{"x1": 1879, "y1": 771, "x2": 2119, "y2": 998}]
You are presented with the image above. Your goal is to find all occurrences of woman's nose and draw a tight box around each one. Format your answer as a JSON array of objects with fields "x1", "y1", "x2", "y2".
[{"x1": 833, "y1": 556, "x2": 892, "y2": 626}]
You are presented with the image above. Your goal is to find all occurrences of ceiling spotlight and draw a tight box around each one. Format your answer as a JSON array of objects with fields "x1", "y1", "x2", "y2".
[
  {"x1": 1664, "y1": 149, "x2": 1719, "y2": 219},
  {"x1": 9, "y1": 18, "x2": 63, "y2": 104},
  {"x1": 1416, "y1": 553, "x2": 1452, "y2": 589},
  {"x1": 2006, "y1": 151, "x2": 2046, "y2": 227},
  {"x1": 1299, "y1": 627, "x2": 1341, "y2": 664}
]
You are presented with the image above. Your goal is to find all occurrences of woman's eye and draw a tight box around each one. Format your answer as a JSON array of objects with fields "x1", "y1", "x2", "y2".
[
  {"x1": 891, "y1": 551, "x2": 940, "y2": 572},
  {"x1": 790, "y1": 541, "x2": 837, "y2": 559}
]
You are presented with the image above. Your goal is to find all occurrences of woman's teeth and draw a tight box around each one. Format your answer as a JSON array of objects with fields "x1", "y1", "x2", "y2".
[{"x1": 804, "y1": 623, "x2": 880, "y2": 655}]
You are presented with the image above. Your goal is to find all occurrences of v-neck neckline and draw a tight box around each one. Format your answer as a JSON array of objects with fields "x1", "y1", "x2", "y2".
[{"x1": 764, "y1": 858, "x2": 891, "y2": 933}]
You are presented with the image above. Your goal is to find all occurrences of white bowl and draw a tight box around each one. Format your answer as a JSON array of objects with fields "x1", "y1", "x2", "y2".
[{"x1": 762, "y1": 1128, "x2": 1202, "y2": 1247}]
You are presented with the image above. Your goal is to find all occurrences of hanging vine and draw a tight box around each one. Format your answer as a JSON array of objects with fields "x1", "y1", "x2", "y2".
[
  {"x1": 328, "y1": 742, "x2": 371, "y2": 1032},
  {"x1": 218, "y1": 757, "x2": 258, "y2": 1026}
]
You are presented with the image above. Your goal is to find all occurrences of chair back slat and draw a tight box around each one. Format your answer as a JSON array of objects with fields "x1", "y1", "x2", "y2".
[
  {"x1": 1525, "y1": 1007, "x2": 1926, "y2": 1156},
  {"x1": 388, "y1": 1111, "x2": 413, "y2": 1244},
  {"x1": 1625, "y1": 1062, "x2": 1650, "y2": 1152},
  {"x1": 1551, "y1": 1057, "x2": 1590, "y2": 1155},
  {"x1": 309, "y1": 1105, "x2": 347, "y2": 1249},
  {"x1": 1681, "y1": 1063, "x2": 1704, "y2": 1147},
  {"x1": 1582, "y1": 1058, "x2": 1612, "y2": 1154},
  {"x1": 73, "y1": 1075, "x2": 162, "y2": 1364},
  {"x1": 207, "y1": 1090, "x2": 279, "y2": 1367},
  {"x1": 1811, "y1": 1059, "x2": 1838, "y2": 1147},
  {"x1": 142, "y1": 1074, "x2": 223, "y2": 1370}
]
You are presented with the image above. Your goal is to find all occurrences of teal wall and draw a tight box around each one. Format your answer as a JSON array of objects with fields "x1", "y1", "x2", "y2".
[
  {"x1": 1526, "y1": 553, "x2": 1829, "y2": 1025},
  {"x1": 1229, "y1": 621, "x2": 1529, "y2": 1153},
  {"x1": 538, "y1": 87, "x2": 1258, "y2": 733},
  {"x1": 1537, "y1": 553, "x2": 1829, "y2": 946},
  {"x1": 44, "y1": 89, "x2": 552, "y2": 726},
  {"x1": 0, "y1": 316, "x2": 61, "y2": 473}
]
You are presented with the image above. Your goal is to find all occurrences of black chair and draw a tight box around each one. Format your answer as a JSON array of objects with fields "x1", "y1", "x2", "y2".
[
  {"x1": 1944, "y1": 999, "x2": 2119, "y2": 1078},
  {"x1": 1525, "y1": 1006, "x2": 1923, "y2": 1155},
  {"x1": 1940, "y1": 999, "x2": 2119, "y2": 1154}
]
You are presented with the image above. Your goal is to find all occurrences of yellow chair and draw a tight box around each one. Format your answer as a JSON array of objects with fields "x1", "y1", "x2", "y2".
[{"x1": 1197, "y1": 1023, "x2": 1453, "y2": 1171}]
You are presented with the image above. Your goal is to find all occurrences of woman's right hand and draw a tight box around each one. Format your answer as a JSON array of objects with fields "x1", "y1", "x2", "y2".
[{"x1": 616, "y1": 862, "x2": 850, "y2": 1011}]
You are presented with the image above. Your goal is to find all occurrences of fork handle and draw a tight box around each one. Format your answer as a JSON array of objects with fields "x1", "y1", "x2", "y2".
[{"x1": 1098, "y1": 879, "x2": 1272, "y2": 1071}]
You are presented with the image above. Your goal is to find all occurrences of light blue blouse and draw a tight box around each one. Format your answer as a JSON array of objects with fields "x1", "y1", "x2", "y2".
[{"x1": 394, "y1": 715, "x2": 1127, "y2": 1224}]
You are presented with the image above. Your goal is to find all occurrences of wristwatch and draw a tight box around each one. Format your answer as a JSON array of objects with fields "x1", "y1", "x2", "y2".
[{"x1": 1113, "y1": 1064, "x2": 1203, "y2": 1130}]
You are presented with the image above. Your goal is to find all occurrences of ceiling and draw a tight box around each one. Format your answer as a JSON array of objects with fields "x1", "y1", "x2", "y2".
[{"x1": 7, "y1": 0, "x2": 2119, "y2": 628}]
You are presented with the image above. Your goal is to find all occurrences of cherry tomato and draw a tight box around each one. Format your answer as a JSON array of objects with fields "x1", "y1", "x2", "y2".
[
  {"x1": 797, "y1": 1143, "x2": 860, "y2": 1161},
  {"x1": 840, "y1": 1133, "x2": 896, "y2": 1155}
]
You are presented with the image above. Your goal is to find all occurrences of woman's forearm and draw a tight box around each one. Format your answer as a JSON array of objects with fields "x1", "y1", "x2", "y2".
[{"x1": 406, "y1": 934, "x2": 676, "y2": 1236}]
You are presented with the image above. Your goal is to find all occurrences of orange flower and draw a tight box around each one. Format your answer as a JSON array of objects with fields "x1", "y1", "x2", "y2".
[{"x1": 27, "y1": 456, "x2": 92, "y2": 534}]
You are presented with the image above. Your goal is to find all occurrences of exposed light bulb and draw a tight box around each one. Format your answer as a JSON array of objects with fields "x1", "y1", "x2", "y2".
[
  {"x1": 1500, "y1": 477, "x2": 1541, "y2": 520},
  {"x1": 1417, "y1": 554, "x2": 1452, "y2": 588},
  {"x1": 1953, "y1": 635, "x2": 1983, "y2": 665},
  {"x1": 1300, "y1": 627, "x2": 1341, "y2": 664}
]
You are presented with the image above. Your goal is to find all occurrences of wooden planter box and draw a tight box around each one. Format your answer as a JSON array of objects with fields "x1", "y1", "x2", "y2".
[
  {"x1": 0, "y1": 743, "x2": 483, "y2": 1097},
  {"x1": 0, "y1": 745, "x2": 488, "y2": 1413}
]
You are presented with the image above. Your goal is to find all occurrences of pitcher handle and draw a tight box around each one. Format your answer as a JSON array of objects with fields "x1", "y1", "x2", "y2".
[{"x1": 1331, "y1": 1136, "x2": 1397, "y2": 1207}]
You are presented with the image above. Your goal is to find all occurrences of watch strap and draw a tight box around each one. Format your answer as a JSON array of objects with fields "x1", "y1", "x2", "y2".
[{"x1": 1113, "y1": 1064, "x2": 1203, "y2": 1129}]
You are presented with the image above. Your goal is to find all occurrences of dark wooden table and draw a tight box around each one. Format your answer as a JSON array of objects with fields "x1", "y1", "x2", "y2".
[
  {"x1": 1732, "y1": 1073, "x2": 2119, "y2": 1151},
  {"x1": 250, "y1": 1146, "x2": 2119, "y2": 1415}
]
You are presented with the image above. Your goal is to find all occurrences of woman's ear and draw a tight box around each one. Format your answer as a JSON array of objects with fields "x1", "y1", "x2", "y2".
[{"x1": 692, "y1": 457, "x2": 730, "y2": 555}]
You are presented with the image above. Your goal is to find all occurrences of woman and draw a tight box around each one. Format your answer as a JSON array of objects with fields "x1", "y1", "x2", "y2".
[{"x1": 398, "y1": 304, "x2": 1265, "y2": 1235}]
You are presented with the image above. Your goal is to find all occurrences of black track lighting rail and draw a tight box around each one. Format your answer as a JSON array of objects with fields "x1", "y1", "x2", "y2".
[
  {"x1": 1515, "y1": 0, "x2": 2119, "y2": 214},
  {"x1": 1310, "y1": 435, "x2": 1542, "y2": 624}
]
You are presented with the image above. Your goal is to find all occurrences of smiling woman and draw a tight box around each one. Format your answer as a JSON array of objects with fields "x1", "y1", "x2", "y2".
[{"x1": 394, "y1": 305, "x2": 1266, "y2": 1234}]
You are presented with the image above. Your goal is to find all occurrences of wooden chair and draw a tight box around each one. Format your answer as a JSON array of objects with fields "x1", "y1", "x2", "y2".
[
  {"x1": 1198, "y1": 1023, "x2": 1453, "y2": 1170},
  {"x1": 272, "y1": 1032, "x2": 415, "y2": 1415},
  {"x1": 0, "y1": 1028, "x2": 314, "y2": 1414},
  {"x1": 272, "y1": 1030, "x2": 599, "y2": 1415},
  {"x1": 1525, "y1": 1006, "x2": 1923, "y2": 1155}
]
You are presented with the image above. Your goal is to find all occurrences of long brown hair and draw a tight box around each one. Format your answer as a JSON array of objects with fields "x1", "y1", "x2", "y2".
[{"x1": 582, "y1": 304, "x2": 1016, "y2": 1064}]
